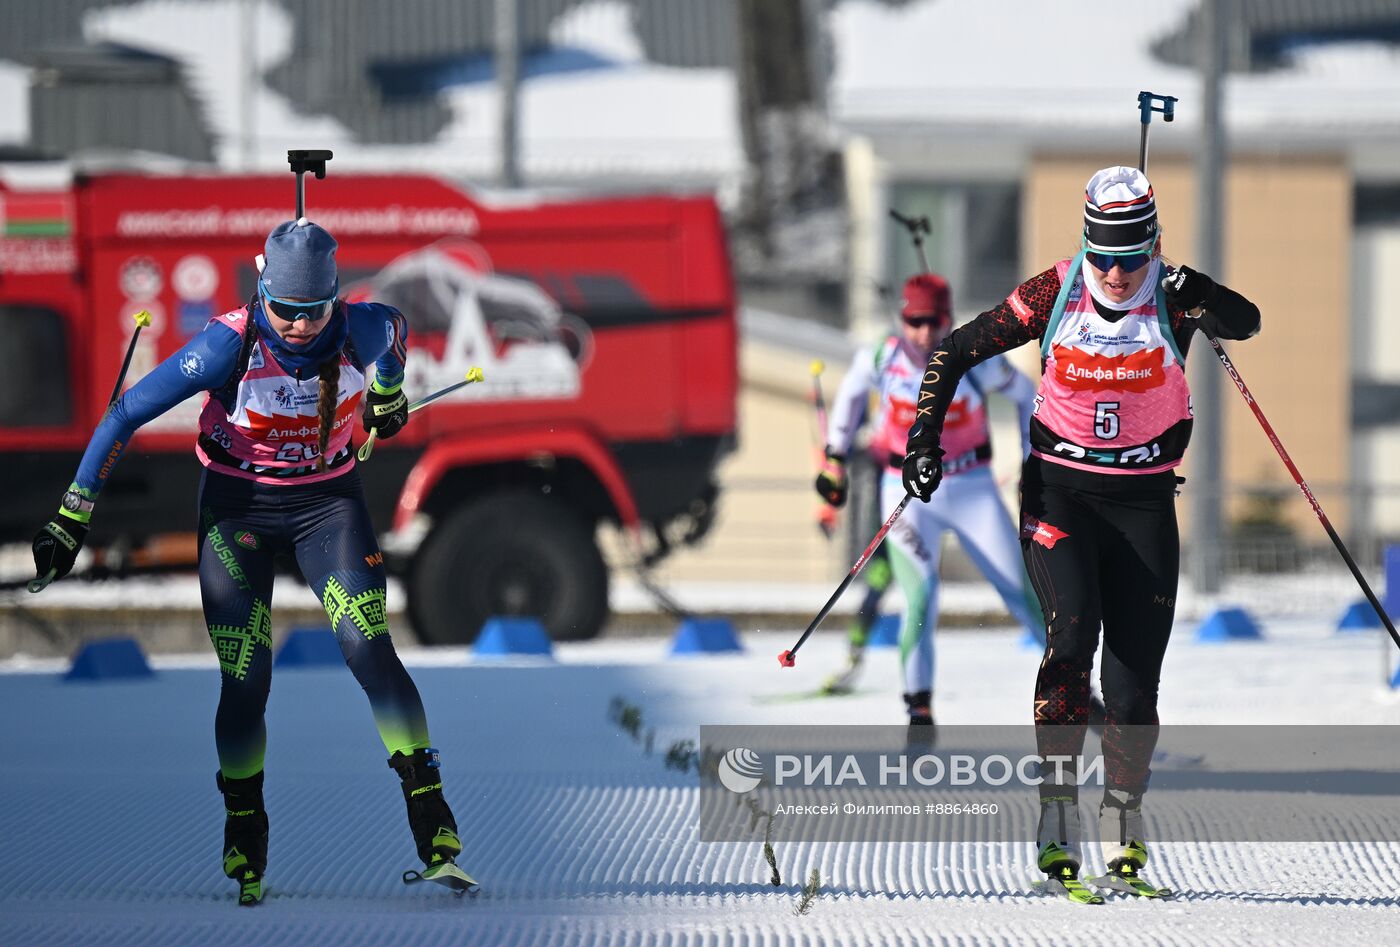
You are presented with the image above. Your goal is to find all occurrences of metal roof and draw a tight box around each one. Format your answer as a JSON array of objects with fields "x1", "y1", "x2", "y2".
[{"x1": 1153, "y1": 0, "x2": 1400, "y2": 72}]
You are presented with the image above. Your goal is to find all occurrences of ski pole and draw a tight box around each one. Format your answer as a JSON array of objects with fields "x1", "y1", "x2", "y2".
[
  {"x1": 889, "y1": 208, "x2": 932, "y2": 274},
  {"x1": 1135, "y1": 92, "x2": 1399, "y2": 649},
  {"x1": 1207, "y1": 338, "x2": 1400, "y2": 650},
  {"x1": 357, "y1": 367, "x2": 483, "y2": 462},
  {"x1": 779, "y1": 495, "x2": 910, "y2": 668},
  {"x1": 810, "y1": 359, "x2": 829, "y2": 437},
  {"x1": 108, "y1": 309, "x2": 153, "y2": 407},
  {"x1": 29, "y1": 308, "x2": 156, "y2": 594}
]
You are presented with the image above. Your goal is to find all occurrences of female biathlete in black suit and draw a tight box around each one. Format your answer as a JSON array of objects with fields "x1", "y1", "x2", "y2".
[{"x1": 901, "y1": 167, "x2": 1260, "y2": 901}]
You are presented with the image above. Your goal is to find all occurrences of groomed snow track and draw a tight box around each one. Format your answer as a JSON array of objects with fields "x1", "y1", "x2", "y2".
[{"x1": 3, "y1": 625, "x2": 1399, "y2": 946}]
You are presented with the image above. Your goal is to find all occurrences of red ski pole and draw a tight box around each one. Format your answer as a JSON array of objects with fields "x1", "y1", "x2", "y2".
[
  {"x1": 779, "y1": 495, "x2": 911, "y2": 667},
  {"x1": 1135, "y1": 90, "x2": 1397, "y2": 650},
  {"x1": 1204, "y1": 336, "x2": 1400, "y2": 651}
]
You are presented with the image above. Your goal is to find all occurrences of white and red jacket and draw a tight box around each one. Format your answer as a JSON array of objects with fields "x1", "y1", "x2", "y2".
[{"x1": 828, "y1": 333, "x2": 1035, "y2": 475}]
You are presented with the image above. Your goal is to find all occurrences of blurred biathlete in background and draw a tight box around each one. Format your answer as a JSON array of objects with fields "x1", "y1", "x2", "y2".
[
  {"x1": 30, "y1": 219, "x2": 475, "y2": 903},
  {"x1": 815, "y1": 273, "x2": 1045, "y2": 740},
  {"x1": 902, "y1": 167, "x2": 1260, "y2": 902}
]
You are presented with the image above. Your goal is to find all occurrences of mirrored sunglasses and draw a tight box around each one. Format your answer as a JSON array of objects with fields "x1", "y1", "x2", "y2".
[
  {"x1": 261, "y1": 282, "x2": 336, "y2": 323},
  {"x1": 1085, "y1": 249, "x2": 1153, "y2": 274}
]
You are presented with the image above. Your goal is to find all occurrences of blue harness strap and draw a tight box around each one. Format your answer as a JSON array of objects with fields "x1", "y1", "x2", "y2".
[
  {"x1": 1041, "y1": 253, "x2": 1178, "y2": 362},
  {"x1": 1041, "y1": 250, "x2": 1088, "y2": 360}
]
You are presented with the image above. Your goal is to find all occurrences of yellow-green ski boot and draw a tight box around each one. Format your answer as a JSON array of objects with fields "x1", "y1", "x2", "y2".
[
  {"x1": 1035, "y1": 795, "x2": 1102, "y2": 904},
  {"x1": 1092, "y1": 791, "x2": 1175, "y2": 899}
]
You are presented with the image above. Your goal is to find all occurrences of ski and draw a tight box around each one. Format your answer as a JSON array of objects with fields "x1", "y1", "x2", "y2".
[
  {"x1": 753, "y1": 687, "x2": 875, "y2": 705},
  {"x1": 403, "y1": 859, "x2": 480, "y2": 895},
  {"x1": 1090, "y1": 865, "x2": 1175, "y2": 899},
  {"x1": 1034, "y1": 866, "x2": 1104, "y2": 905},
  {"x1": 818, "y1": 649, "x2": 865, "y2": 695},
  {"x1": 817, "y1": 673, "x2": 857, "y2": 696}
]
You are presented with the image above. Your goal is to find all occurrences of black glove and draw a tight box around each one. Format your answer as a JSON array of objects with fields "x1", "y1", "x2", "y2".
[
  {"x1": 902, "y1": 447, "x2": 942, "y2": 502},
  {"x1": 1161, "y1": 265, "x2": 1217, "y2": 312},
  {"x1": 363, "y1": 382, "x2": 409, "y2": 440},
  {"x1": 813, "y1": 450, "x2": 848, "y2": 508},
  {"x1": 32, "y1": 515, "x2": 89, "y2": 583}
]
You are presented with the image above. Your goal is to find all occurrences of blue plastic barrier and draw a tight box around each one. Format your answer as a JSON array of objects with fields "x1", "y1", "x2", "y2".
[
  {"x1": 1195, "y1": 607, "x2": 1264, "y2": 643},
  {"x1": 1385, "y1": 545, "x2": 1400, "y2": 623},
  {"x1": 474, "y1": 617, "x2": 553, "y2": 657},
  {"x1": 64, "y1": 637, "x2": 154, "y2": 682},
  {"x1": 1020, "y1": 628, "x2": 1046, "y2": 650},
  {"x1": 669, "y1": 618, "x2": 742, "y2": 656},
  {"x1": 867, "y1": 614, "x2": 900, "y2": 648},
  {"x1": 1336, "y1": 601, "x2": 1381, "y2": 633},
  {"x1": 274, "y1": 627, "x2": 344, "y2": 668}
]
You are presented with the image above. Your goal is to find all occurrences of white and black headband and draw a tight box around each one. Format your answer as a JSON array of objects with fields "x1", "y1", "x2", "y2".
[{"x1": 1083, "y1": 166, "x2": 1158, "y2": 253}]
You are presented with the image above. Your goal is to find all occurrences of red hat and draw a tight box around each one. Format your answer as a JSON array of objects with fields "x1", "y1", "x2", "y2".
[{"x1": 901, "y1": 273, "x2": 951, "y2": 319}]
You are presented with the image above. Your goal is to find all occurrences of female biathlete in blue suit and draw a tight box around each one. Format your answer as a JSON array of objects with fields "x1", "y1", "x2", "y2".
[{"x1": 31, "y1": 219, "x2": 472, "y2": 902}]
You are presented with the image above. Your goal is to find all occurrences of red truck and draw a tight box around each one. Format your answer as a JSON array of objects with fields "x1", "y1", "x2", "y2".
[{"x1": 0, "y1": 164, "x2": 738, "y2": 643}]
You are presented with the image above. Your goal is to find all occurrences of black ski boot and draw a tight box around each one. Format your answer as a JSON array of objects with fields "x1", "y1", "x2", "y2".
[
  {"x1": 216, "y1": 770, "x2": 268, "y2": 905},
  {"x1": 388, "y1": 747, "x2": 478, "y2": 894},
  {"x1": 903, "y1": 689, "x2": 937, "y2": 749}
]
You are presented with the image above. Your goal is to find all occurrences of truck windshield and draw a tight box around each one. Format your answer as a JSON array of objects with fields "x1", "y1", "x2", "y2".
[{"x1": 0, "y1": 305, "x2": 72, "y2": 427}]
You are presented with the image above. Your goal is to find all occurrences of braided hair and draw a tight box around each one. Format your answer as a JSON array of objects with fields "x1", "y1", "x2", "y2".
[{"x1": 315, "y1": 354, "x2": 340, "y2": 472}]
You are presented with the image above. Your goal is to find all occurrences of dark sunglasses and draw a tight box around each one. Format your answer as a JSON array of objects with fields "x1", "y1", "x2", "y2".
[
  {"x1": 1085, "y1": 250, "x2": 1153, "y2": 274},
  {"x1": 260, "y1": 280, "x2": 336, "y2": 323},
  {"x1": 902, "y1": 314, "x2": 949, "y2": 330}
]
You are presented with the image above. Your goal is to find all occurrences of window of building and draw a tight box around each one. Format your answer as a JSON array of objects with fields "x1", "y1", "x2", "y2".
[
  {"x1": 886, "y1": 181, "x2": 1021, "y2": 318},
  {"x1": 0, "y1": 305, "x2": 72, "y2": 427}
]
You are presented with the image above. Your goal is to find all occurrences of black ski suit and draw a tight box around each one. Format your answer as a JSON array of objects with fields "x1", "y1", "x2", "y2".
[{"x1": 905, "y1": 261, "x2": 1259, "y2": 800}]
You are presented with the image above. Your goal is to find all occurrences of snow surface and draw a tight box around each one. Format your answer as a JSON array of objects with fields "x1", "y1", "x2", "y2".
[
  {"x1": 3, "y1": 617, "x2": 1400, "y2": 945},
  {"x1": 4, "y1": 564, "x2": 1386, "y2": 625}
]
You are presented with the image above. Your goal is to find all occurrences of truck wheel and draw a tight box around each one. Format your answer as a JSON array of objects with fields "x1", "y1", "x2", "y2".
[{"x1": 407, "y1": 492, "x2": 609, "y2": 645}]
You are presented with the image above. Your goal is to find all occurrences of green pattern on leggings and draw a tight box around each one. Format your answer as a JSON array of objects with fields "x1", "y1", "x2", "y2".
[
  {"x1": 209, "y1": 599, "x2": 272, "y2": 680},
  {"x1": 886, "y1": 543, "x2": 932, "y2": 665},
  {"x1": 323, "y1": 577, "x2": 389, "y2": 641}
]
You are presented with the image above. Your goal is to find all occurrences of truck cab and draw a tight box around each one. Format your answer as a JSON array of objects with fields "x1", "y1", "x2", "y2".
[{"x1": 0, "y1": 162, "x2": 738, "y2": 643}]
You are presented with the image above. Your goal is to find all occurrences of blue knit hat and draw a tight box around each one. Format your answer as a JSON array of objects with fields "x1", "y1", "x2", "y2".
[{"x1": 261, "y1": 218, "x2": 338, "y2": 299}]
